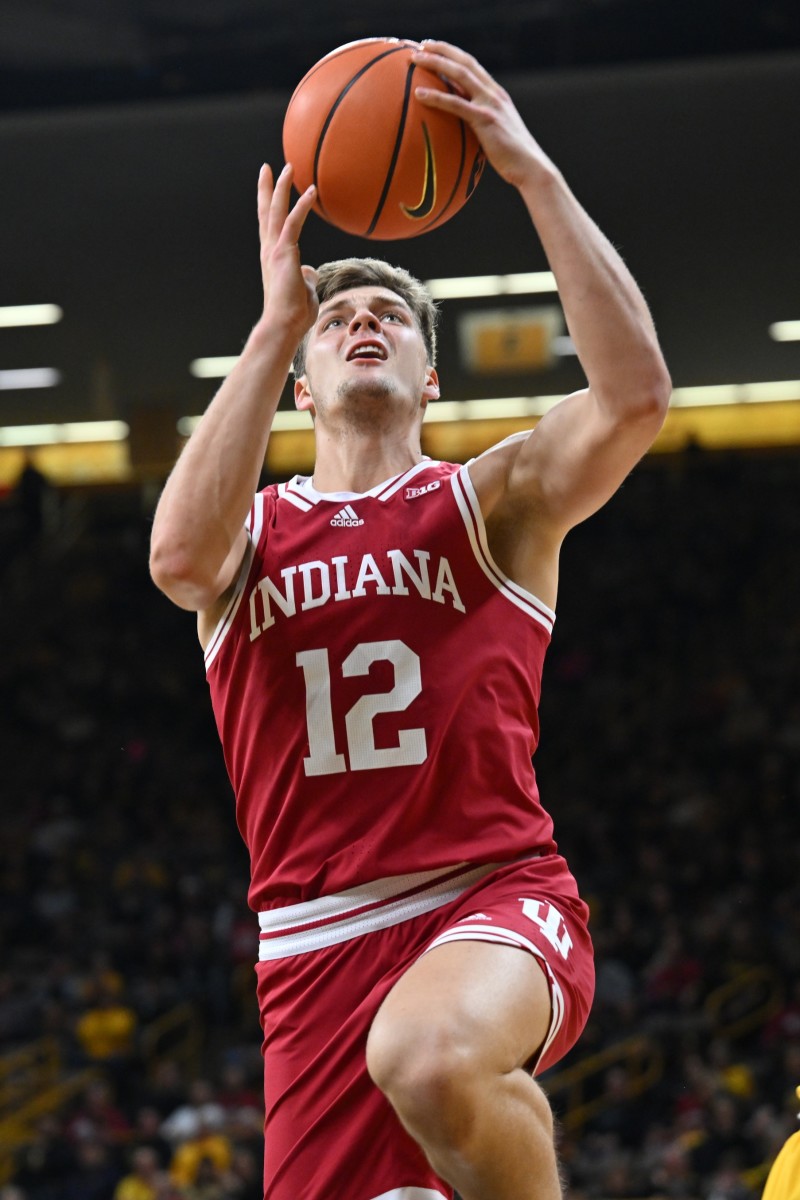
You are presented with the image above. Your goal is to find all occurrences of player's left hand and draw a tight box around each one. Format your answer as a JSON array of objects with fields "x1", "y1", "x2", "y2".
[
  {"x1": 411, "y1": 41, "x2": 556, "y2": 191},
  {"x1": 257, "y1": 163, "x2": 319, "y2": 339}
]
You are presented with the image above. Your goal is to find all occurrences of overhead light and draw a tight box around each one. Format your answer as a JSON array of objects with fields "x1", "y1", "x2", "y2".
[
  {"x1": 0, "y1": 368, "x2": 62, "y2": 390},
  {"x1": 434, "y1": 384, "x2": 800, "y2": 417},
  {"x1": 670, "y1": 380, "x2": 800, "y2": 406},
  {"x1": 769, "y1": 321, "x2": 800, "y2": 342},
  {"x1": 0, "y1": 420, "x2": 129, "y2": 447},
  {"x1": 424, "y1": 272, "x2": 558, "y2": 300},
  {"x1": 0, "y1": 304, "x2": 63, "y2": 328},
  {"x1": 178, "y1": 411, "x2": 311, "y2": 438},
  {"x1": 427, "y1": 396, "x2": 564, "y2": 422},
  {"x1": 189, "y1": 356, "x2": 240, "y2": 379}
]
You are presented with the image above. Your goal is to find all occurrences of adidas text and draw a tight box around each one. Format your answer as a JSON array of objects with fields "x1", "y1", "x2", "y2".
[{"x1": 330, "y1": 505, "x2": 364, "y2": 527}]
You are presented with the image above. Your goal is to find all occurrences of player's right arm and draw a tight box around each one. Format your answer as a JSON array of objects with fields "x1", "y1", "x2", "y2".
[{"x1": 149, "y1": 164, "x2": 318, "y2": 615}]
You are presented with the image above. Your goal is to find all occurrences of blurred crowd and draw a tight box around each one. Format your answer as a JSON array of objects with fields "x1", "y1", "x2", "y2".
[{"x1": 0, "y1": 445, "x2": 798, "y2": 1199}]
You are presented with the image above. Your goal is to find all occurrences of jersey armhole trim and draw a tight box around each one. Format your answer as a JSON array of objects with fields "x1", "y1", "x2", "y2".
[
  {"x1": 466, "y1": 428, "x2": 533, "y2": 466},
  {"x1": 451, "y1": 464, "x2": 555, "y2": 634},
  {"x1": 204, "y1": 493, "x2": 265, "y2": 670}
]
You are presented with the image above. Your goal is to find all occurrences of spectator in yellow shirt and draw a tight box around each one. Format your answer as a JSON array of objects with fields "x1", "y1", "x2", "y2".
[{"x1": 113, "y1": 1146, "x2": 164, "y2": 1200}]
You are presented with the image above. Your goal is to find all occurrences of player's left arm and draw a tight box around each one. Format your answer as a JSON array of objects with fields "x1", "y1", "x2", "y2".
[{"x1": 414, "y1": 42, "x2": 672, "y2": 538}]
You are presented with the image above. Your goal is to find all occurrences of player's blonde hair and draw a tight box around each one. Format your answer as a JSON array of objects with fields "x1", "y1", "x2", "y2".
[{"x1": 292, "y1": 258, "x2": 439, "y2": 376}]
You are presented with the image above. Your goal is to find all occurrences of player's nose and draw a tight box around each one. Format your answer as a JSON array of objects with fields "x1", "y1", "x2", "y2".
[{"x1": 348, "y1": 308, "x2": 380, "y2": 333}]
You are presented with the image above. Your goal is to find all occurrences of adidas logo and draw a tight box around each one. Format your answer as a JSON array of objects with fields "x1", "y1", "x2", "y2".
[{"x1": 330, "y1": 505, "x2": 364, "y2": 528}]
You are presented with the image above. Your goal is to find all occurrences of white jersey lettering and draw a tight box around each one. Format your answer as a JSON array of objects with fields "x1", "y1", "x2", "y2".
[
  {"x1": 248, "y1": 549, "x2": 465, "y2": 640},
  {"x1": 387, "y1": 549, "x2": 431, "y2": 600},
  {"x1": 299, "y1": 560, "x2": 332, "y2": 611},
  {"x1": 432, "y1": 556, "x2": 465, "y2": 613},
  {"x1": 250, "y1": 566, "x2": 298, "y2": 638},
  {"x1": 352, "y1": 553, "x2": 391, "y2": 598}
]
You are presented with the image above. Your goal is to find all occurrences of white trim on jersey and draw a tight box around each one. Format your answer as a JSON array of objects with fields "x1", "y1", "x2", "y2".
[
  {"x1": 373, "y1": 460, "x2": 437, "y2": 501},
  {"x1": 450, "y1": 466, "x2": 556, "y2": 635},
  {"x1": 283, "y1": 460, "x2": 438, "y2": 506},
  {"x1": 423, "y1": 922, "x2": 566, "y2": 1072},
  {"x1": 469, "y1": 428, "x2": 533, "y2": 462},
  {"x1": 369, "y1": 1190, "x2": 448, "y2": 1200},
  {"x1": 258, "y1": 861, "x2": 504, "y2": 960},
  {"x1": 204, "y1": 494, "x2": 264, "y2": 669},
  {"x1": 278, "y1": 480, "x2": 314, "y2": 511}
]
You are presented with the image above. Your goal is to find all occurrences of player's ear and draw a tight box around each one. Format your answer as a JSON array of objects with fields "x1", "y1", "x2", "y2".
[
  {"x1": 294, "y1": 375, "x2": 316, "y2": 416},
  {"x1": 419, "y1": 367, "x2": 439, "y2": 417},
  {"x1": 422, "y1": 367, "x2": 440, "y2": 402}
]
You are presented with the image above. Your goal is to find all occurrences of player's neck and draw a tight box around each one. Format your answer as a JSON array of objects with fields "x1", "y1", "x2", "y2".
[{"x1": 310, "y1": 427, "x2": 424, "y2": 495}]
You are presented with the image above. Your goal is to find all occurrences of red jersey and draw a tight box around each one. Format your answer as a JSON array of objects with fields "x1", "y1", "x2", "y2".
[{"x1": 205, "y1": 451, "x2": 559, "y2": 912}]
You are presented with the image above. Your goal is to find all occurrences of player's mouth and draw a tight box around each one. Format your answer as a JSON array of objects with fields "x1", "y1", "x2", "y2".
[{"x1": 346, "y1": 341, "x2": 387, "y2": 363}]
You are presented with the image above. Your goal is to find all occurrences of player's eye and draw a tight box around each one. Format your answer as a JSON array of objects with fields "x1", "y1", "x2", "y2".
[
  {"x1": 382, "y1": 312, "x2": 404, "y2": 323},
  {"x1": 322, "y1": 316, "x2": 345, "y2": 330}
]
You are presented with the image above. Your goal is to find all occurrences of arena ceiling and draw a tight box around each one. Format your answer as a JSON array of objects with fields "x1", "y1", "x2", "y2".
[
  {"x1": 2, "y1": 0, "x2": 799, "y2": 108},
  {"x1": 1, "y1": 0, "x2": 800, "y2": 480}
]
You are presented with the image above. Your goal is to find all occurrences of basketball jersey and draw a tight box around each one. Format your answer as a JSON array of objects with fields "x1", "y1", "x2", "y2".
[{"x1": 204, "y1": 453, "x2": 559, "y2": 912}]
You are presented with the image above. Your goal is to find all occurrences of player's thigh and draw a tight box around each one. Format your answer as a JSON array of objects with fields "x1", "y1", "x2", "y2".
[{"x1": 367, "y1": 938, "x2": 552, "y2": 1086}]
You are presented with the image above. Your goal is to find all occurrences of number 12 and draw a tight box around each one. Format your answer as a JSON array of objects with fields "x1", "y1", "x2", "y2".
[{"x1": 296, "y1": 639, "x2": 428, "y2": 775}]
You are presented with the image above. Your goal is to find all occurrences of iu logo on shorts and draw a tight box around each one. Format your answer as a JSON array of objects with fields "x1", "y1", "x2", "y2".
[{"x1": 520, "y1": 898, "x2": 573, "y2": 960}]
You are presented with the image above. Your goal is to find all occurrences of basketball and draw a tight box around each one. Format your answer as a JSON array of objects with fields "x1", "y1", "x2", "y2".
[{"x1": 282, "y1": 37, "x2": 486, "y2": 240}]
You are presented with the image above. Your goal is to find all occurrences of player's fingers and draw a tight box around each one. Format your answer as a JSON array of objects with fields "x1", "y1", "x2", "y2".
[
  {"x1": 301, "y1": 264, "x2": 319, "y2": 289},
  {"x1": 413, "y1": 85, "x2": 477, "y2": 121},
  {"x1": 281, "y1": 180, "x2": 317, "y2": 245},
  {"x1": 257, "y1": 163, "x2": 275, "y2": 244},
  {"x1": 414, "y1": 41, "x2": 495, "y2": 92},
  {"x1": 263, "y1": 163, "x2": 295, "y2": 248}
]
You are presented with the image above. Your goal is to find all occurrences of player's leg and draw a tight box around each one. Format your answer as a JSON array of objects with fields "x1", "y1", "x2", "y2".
[{"x1": 366, "y1": 938, "x2": 561, "y2": 1200}]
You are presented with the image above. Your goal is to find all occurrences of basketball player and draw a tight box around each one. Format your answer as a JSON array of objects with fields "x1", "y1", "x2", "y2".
[{"x1": 150, "y1": 41, "x2": 671, "y2": 1200}]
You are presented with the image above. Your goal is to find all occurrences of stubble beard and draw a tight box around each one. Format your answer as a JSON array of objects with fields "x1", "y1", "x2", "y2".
[{"x1": 322, "y1": 376, "x2": 405, "y2": 437}]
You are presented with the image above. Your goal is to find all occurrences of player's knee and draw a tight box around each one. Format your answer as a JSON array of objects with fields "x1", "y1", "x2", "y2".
[{"x1": 366, "y1": 1007, "x2": 484, "y2": 1135}]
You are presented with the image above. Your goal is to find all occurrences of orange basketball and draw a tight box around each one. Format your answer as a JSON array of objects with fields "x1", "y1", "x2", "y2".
[{"x1": 282, "y1": 37, "x2": 486, "y2": 240}]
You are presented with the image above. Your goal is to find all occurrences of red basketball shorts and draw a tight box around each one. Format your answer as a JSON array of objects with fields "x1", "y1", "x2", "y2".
[{"x1": 254, "y1": 855, "x2": 595, "y2": 1200}]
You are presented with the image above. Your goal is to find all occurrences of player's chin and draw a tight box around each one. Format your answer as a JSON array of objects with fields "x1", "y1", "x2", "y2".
[{"x1": 338, "y1": 376, "x2": 397, "y2": 403}]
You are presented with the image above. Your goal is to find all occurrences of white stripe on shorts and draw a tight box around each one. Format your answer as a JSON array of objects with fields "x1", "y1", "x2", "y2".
[
  {"x1": 258, "y1": 861, "x2": 505, "y2": 961},
  {"x1": 424, "y1": 922, "x2": 565, "y2": 1070},
  {"x1": 369, "y1": 1190, "x2": 448, "y2": 1200}
]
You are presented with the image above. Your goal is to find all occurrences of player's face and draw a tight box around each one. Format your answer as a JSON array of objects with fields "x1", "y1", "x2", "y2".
[{"x1": 294, "y1": 287, "x2": 439, "y2": 430}]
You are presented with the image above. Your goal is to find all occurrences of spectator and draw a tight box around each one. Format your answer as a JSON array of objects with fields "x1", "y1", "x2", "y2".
[
  {"x1": 169, "y1": 1121, "x2": 233, "y2": 1191},
  {"x1": 113, "y1": 1146, "x2": 165, "y2": 1200},
  {"x1": 160, "y1": 1080, "x2": 225, "y2": 1147},
  {"x1": 74, "y1": 981, "x2": 139, "y2": 1087},
  {"x1": 129, "y1": 1106, "x2": 172, "y2": 1169},
  {"x1": 61, "y1": 1139, "x2": 120, "y2": 1200},
  {"x1": 66, "y1": 1078, "x2": 131, "y2": 1149}
]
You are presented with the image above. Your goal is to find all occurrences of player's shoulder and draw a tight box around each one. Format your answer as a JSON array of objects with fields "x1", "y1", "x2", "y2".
[
  {"x1": 464, "y1": 429, "x2": 537, "y2": 513},
  {"x1": 469, "y1": 429, "x2": 535, "y2": 469}
]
